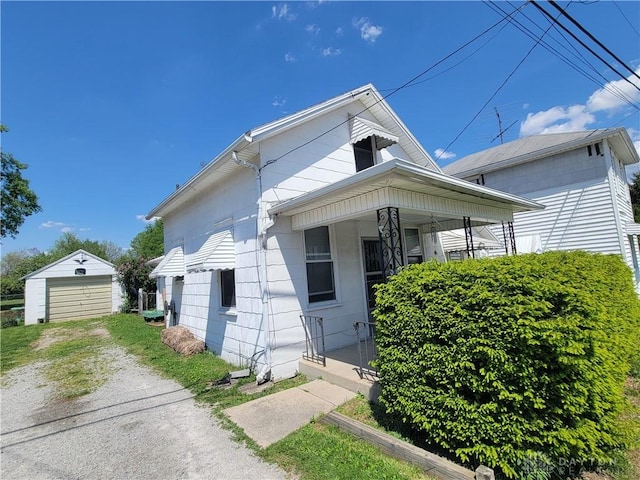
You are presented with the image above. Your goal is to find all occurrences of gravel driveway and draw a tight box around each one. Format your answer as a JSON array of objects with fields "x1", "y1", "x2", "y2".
[{"x1": 0, "y1": 345, "x2": 287, "y2": 480}]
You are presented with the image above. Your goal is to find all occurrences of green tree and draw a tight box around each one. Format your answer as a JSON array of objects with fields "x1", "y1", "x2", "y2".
[
  {"x1": 1, "y1": 125, "x2": 42, "y2": 238},
  {"x1": 0, "y1": 249, "x2": 52, "y2": 296},
  {"x1": 49, "y1": 232, "x2": 108, "y2": 260},
  {"x1": 130, "y1": 219, "x2": 164, "y2": 258},
  {"x1": 629, "y1": 172, "x2": 640, "y2": 222}
]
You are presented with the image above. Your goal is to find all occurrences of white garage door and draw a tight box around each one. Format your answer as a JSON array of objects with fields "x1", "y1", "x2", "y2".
[{"x1": 47, "y1": 276, "x2": 113, "y2": 322}]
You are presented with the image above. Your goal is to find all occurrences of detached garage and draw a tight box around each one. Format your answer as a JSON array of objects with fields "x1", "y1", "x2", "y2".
[{"x1": 22, "y1": 249, "x2": 124, "y2": 325}]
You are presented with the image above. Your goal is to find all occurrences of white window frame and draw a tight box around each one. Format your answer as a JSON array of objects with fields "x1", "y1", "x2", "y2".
[{"x1": 303, "y1": 225, "x2": 340, "y2": 307}]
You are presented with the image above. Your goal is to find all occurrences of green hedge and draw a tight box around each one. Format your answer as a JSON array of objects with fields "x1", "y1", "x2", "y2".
[{"x1": 373, "y1": 251, "x2": 640, "y2": 478}]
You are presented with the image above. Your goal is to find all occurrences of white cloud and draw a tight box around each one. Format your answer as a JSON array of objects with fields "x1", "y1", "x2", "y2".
[
  {"x1": 520, "y1": 105, "x2": 595, "y2": 136},
  {"x1": 284, "y1": 52, "x2": 296, "y2": 63},
  {"x1": 272, "y1": 4, "x2": 297, "y2": 21},
  {"x1": 61, "y1": 227, "x2": 73, "y2": 233},
  {"x1": 136, "y1": 215, "x2": 158, "y2": 224},
  {"x1": 305, "y1": 24, "x2": 320, "y2": 36},
  {"x1": 40, "y1": 220, "x2": 67, "y2": 229},
  {"x1": 272, "y1": 96, "x2": 287, "y2": 107},
  {"x1": 353, "y1": 17, "x2": 383, "y2": 43},
  {"x1": 321, "y1": 47, "x2": 342, "y2": 57},
  {"x1": 434, "y1": 148, "x2": 456, "y2": 160},
  {"x1": 336, "y1": 27, "x2": 343, "y2": 37},
  {"x1": 520, "y1": 68, "x2": 640, "y2": 137},
  {"x1": 586, "y1": 68, "x2": 640, "y2": 113}
]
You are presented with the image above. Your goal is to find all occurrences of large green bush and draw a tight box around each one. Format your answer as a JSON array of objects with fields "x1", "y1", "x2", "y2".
[{"x1": 373, "y1": 251, "x2": 640, "y2": 478}]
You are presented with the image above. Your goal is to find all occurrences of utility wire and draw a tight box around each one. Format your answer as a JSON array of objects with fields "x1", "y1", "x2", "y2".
[
  {"x1": 260, "y1": 2, "x2": 531, "y2": 170},
  {"x1": 529, "y1": 0, "x2": 640, "y2": 92},
  {"x1": 548, "y1": 0, "x2": 640, "y2": 81},
  {"x1": 435, "y1": 2, "x2": 558, "y2": 162},
  {"x1": 491, "y1": 0, "x2": 638, "y2": 111},
  {"x1": 613, "y1": 0, "x2": 640, "y2": 38}
]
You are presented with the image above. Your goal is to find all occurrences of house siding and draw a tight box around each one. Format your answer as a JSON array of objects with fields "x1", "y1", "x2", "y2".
[
  {"x1": 461, "y1": 140, "x2": 639, "y2": 272},
  {"x1": 259, "y1": 101, "x2": 415, "y2": 207}
]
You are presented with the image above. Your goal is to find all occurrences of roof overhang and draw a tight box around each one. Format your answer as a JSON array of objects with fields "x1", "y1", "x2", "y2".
[{"x1": 269, "y1": 158, "x2": 543, "y2": 231}]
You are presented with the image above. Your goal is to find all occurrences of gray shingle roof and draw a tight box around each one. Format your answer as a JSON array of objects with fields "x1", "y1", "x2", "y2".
[{"x1": 443, "y1": 128, "x2": 631, "y2": 177}]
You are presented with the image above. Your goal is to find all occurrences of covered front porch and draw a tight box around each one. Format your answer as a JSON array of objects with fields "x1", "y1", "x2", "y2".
[{"x1": 269, "y1": 158, "x2": 543, "y2": 391}]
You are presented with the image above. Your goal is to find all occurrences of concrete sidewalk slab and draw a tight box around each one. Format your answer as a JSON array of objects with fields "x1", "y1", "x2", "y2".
[{"x1": 223, "y1": 379, "x2": 356, "y2": 448}]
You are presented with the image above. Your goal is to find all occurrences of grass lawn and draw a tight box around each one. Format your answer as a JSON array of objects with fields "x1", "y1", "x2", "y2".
[{"x1": 1, "y1": 314, "x2": 433, "y2": 480}]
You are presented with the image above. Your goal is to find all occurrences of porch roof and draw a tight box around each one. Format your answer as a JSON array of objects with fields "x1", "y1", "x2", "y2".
[{"x1": 269, "y1": 158, "x2": 544, "y2": 231}]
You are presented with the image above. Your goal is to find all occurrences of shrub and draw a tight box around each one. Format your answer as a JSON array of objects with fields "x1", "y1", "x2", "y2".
[
  {"x1": 373, "y1": 251, "x2": 640, "y2": 478},
  {"x1": 116, "y1": 254, "x2": 157, "y2": 307}
]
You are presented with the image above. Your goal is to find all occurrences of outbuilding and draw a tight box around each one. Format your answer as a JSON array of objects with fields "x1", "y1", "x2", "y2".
[{"x1": 22, "y1": 249, "x2": 123, "y2": 325}]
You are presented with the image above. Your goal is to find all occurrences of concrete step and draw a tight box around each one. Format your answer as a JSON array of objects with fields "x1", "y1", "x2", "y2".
[{"x1": 298, "y1": 357, "x2": 380, "y2": 402}]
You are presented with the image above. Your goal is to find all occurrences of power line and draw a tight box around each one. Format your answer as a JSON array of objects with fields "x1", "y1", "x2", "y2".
[
  {"x1": 613, "y1": 0, "x2": 640, "y2": 38},
  {"x1": 529, "y1": 0, "x2": 640, "y2": 92},
  {"x1": 435, "y1": 2, "x2": 559, "y2": 162},
  {"x1": 261, "y1": 2, "x2": 531, "y2": 170},
  {"x1": 547, "y1": 0, "x2": 640, "y2": 81},
  {"x1": 488, "y1": 0, "x2": 639, "y2": 111}
]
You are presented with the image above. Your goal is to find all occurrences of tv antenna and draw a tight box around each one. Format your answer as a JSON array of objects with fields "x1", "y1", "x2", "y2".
[{"x1": 492, "y1": 107, "x2": 517, "y2": 144}]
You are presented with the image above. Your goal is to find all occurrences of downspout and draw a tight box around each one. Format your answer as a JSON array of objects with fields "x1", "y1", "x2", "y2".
[{"x1": 232, "y1": 151, "x2": 274, "y2": 384}]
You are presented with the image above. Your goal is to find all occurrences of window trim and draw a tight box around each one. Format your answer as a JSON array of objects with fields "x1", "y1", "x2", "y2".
[{"x1": 303, "y1": 225, "x2": 338, "y2": 305}]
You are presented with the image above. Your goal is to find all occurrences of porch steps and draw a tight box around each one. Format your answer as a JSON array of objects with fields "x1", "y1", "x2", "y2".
[{"x1": 298, "y1": 356, "x2": 380, "y2": 402}]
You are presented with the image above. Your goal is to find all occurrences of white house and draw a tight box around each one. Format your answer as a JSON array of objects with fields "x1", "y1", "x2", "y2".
[
  {"x1": 443, "y1": 128, "x2": 640, "y2": 280},
  {"x1": 22, "y1": 249, "x2": 123, "y2": 325},
  {"x1": 146, "y1": 84, "x2": 542, "y2": 380}
]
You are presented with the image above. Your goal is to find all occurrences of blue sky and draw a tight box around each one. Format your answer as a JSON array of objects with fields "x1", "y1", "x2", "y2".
[{"x1": 2, "y1": 1, "x2": 639, "y2": 255}]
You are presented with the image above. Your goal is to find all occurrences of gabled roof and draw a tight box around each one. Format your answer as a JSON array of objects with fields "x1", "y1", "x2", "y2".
[
  {"x1": 21, "y1": 249, "x2": 114, "y2": 280},
  {"x1": 443, "y1": 127, "x2": 639, "y2": 178},
  {"x1": 147, "y1": 84, "x2": 438, "y2": 219}
]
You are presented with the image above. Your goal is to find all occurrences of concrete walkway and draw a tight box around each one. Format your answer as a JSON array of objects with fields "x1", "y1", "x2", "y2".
[{"x1": 223, "y1": 379, "x2": 357, "y2": 448}]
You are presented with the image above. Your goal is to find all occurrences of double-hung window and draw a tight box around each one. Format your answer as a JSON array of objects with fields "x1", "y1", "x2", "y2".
[
  {"x1": 220, "y1": 269, "x2": 236, "y2": 308},
  {"x1": 304, "y1": 226, "x2": 336, "y2": 303}
]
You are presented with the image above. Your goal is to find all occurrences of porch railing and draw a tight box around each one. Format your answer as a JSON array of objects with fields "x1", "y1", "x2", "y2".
[
  {"x1": 354, "y1": 321, "x2": 378, "y2": 380},
  {"x1": 300, "y1": 315, "x2": 326, "y2": 367}
]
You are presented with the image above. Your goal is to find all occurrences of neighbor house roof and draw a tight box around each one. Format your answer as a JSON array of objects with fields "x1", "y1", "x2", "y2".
[
  {"x1": 147, "y1": 84, "x2": 438, "y2": 219},
  {"x1": 443, "y1": 127, "x2": 639, "y2": 178}
]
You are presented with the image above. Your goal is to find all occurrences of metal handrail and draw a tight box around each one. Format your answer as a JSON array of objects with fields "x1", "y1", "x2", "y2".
[
  {"x1": 300, "y1": 315, "x2": 326, "y2": 366},
  {"x1": 353, "y1": 321, "x2": 378, "y2": 379}
]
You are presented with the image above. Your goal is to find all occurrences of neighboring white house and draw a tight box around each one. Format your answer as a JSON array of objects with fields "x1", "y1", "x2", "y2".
[
  {"x1": 146, "y1": 84, "x2": 542, "y2": 380},
  {"x1": 22, "y1": 249, "x2": 123, "y2": 325},
  {"x1": 443, "y1": 128, "x2": 640, "y2": 279}
]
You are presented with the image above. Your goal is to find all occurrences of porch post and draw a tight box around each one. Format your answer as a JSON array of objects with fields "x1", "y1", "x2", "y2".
[
  {"x1": 377, "y1": 207, "x2": 404, "y2": 281},
  {"x1": 463, "y1": 216, "x2": 475, "y2": 259},
  {"x1": 508, "y1": 221, "x2": 517, "y2": 255},
  {"x1": 501, "y1": 222, "x2": 509, "y2": 255}
]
